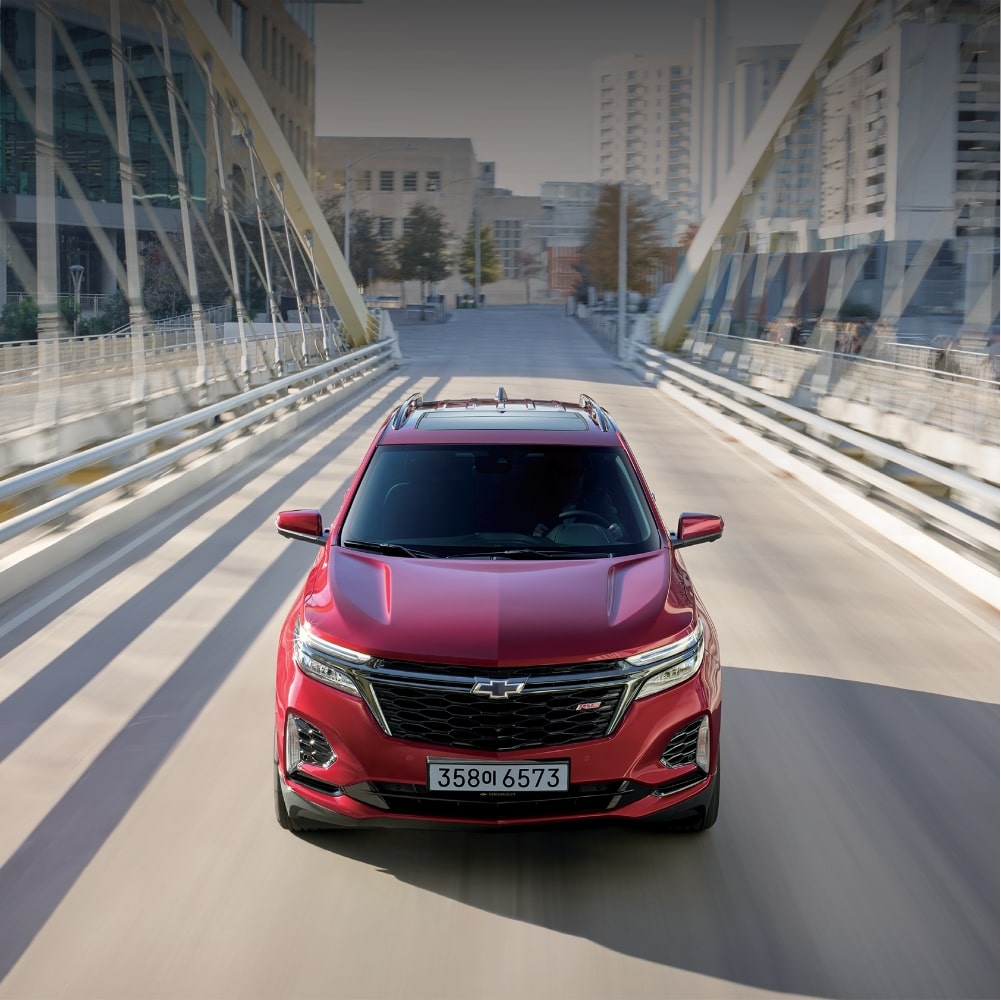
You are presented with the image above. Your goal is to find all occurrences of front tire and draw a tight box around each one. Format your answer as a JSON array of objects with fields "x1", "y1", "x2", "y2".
[
  {"x1": 648, "y1": 759, "x2": 720, "y2": 833},
  {"x1": 695, "y1": 760, "x2": 720, "y2": 831},
  {"x1": 274, "y1": 759, "x2": 322, "y2": 834}
]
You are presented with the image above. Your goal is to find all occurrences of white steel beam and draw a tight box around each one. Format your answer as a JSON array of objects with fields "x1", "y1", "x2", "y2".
[
  {"x1": 172, "y1": 0, "x2": 371, "y2": 347},
  {"x1": 654, "y1": 0, "x2": 865, "y2": 350}
]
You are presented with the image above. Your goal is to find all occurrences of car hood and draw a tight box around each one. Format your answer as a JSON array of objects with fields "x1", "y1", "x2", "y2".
[{"x1": 302, "y1": 549, "x2": 695, "y2": 666}]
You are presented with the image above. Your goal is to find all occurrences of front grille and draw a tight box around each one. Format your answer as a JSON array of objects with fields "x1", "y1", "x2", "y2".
[
  {"x1": 660, "y1": 718, "x2": 703, "y2": 768},
  {"x1": 358, "y1": 780, "x2": 647, "y2": 820},
  {"x1": 367, "y1": 659, "x2": 629, "y2": 751}
]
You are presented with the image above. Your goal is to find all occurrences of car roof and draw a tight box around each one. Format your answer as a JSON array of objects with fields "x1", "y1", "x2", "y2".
[{"x1": 379, "y1": 388, "x2": 620, "y2": 443}]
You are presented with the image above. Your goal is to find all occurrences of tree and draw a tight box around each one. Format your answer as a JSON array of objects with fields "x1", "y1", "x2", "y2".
[
  {"x1": 579, "y1": 184, "x2": 670, "y2": 297},
  {"x1": 135, "y1": 212, "x2": 232, "y2": 320},
  {"x1": 458, "y1": 218, "x2": 501, "y2": 289},
  {"x1": 394, "y1": 203, "x2": 452, "y2": 303},
  {"x1": 513, "y1": 248, "x2": 545, "y2": 304}
]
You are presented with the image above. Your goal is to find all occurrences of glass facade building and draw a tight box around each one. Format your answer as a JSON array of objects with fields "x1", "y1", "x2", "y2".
[{"x1": 1, "y1": 3, "x2": 207, "y2": 302}]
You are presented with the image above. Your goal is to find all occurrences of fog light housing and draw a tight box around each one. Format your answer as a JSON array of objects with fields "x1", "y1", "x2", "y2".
[
  {"x1": 285, "y1": 714, "x2": 336, "y2": 773},
  {"x1": 658, "y1": 714, "x2": 711, "y2": 772}
]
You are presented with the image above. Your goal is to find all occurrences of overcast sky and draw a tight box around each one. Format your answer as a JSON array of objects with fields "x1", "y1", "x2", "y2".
[{"x1": 315, "y1": 1, "x2": 819, "y2": 196}]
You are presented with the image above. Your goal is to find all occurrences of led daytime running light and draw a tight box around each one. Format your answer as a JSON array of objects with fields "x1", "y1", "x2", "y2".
[
  {"x1": 293, "y1": 620, "x2": 366, "y2": 695},
  {"x1": 632, "y1": 618, "x2": 706, "y2": 699}
]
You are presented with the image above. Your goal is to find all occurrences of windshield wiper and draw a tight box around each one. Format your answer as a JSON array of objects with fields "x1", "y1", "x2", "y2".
[
  {"x1": 342, "y1": 540, "x2": 437, "y2": 558},
  {"x1": 451, "y1": 548, "x2": 612, "y2": 560}
]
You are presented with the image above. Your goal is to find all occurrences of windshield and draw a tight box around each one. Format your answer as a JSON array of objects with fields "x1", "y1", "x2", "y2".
[{"x1": 340, "y1": 444, "x2": 661, "y2": 558}]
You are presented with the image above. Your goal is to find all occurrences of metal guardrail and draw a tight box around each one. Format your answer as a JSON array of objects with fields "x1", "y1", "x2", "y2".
[
  {"x1": 631, "y1": 342, "x2": 1000, "y2": 566},
  {"x1": 0, "y1": 319, "x2": 347, "y2": 440},
  {"x1": 689, "y1": 331, "x2": 1001, "y2": 446},
  {"x1": 0, "y1": 338, "x2": 397, "y2": 547}
]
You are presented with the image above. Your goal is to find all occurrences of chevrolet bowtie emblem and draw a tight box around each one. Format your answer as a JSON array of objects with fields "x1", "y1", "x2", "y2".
[{"x1": 471, "y1": 678, "x2": 527, "y2": 699}]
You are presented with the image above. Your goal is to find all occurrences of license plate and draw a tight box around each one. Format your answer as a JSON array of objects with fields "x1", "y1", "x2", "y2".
[{"x1": 427, "y1": 759, "x2": 570, "y2": 793}]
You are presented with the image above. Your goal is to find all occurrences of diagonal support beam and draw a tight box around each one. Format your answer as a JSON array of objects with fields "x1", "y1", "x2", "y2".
[
  {"x1": 172, "y1": 0, "x2": 371, "y2": 347},
  {"x1": 654, "y1": 0, "x2": 864, "y2": 350}
]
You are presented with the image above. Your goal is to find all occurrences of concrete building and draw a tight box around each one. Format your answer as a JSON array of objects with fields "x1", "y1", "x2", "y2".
[
  {"x1": 813, "y1": 0, "x2": 1000, "y2": 327},
  {"x1": 313, "y1": 136, "x2": 550, "y2": 304},
  {"x1": 682, "y1": 0, "x2": 999, "y2": 343},
  {"x1": 537, "y1": 182, "x2": 603, "y2": 296},
  {"x1": 819, "y1": 7, "x2": 998, "y2": 248},
  {"x1": 591, "y1": 32, "x2": 807, "y2": 247},
  {"x1": 592, "y1": 53, "x2": 695, "y2": 236}
]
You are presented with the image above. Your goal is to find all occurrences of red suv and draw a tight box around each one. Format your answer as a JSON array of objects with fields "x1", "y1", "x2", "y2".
[{"x1": 274, "y1": 390, "x2": 724, "y2": 832}]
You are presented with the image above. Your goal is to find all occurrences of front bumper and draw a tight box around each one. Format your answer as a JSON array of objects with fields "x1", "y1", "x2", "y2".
[
  {"x1": 278, "y1": 762, "x2": 719, "y2": 831},
  {"x1": 276, "y1": 668, "x2": 720, "y2": 830}
]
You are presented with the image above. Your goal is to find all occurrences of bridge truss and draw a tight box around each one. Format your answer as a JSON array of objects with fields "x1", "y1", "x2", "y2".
[{"x1": 0, "y1": 0, "x2": 373, "y2": 430}]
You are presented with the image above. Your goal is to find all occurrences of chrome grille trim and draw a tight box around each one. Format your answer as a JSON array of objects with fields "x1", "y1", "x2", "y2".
[
  {"x1": 294, "y1": 634, "x2": 702, "y2": 746},
  {"x1": 362, "y1": 659, "x2": 649, "y2": 750}
]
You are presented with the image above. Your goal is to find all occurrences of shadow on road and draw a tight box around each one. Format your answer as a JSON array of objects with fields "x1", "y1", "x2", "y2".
[{"x1": 300, "y1": 667, "x2": 999, "y2": 999}]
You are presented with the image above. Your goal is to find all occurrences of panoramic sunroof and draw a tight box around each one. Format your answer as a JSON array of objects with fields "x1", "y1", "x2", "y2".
[{"x1": 415, "y1": 409, "x2": 589, "y2": 430}]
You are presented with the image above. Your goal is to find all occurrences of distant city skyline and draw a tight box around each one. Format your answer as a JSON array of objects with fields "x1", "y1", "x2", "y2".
[{"x1": 315, "y1": 0, "x2": 819, "y2": 197}]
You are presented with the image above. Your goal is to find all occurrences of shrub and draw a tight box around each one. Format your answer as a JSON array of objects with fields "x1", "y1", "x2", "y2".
[{"x1": 0, "y1": 297, "x2": 39, "y2": 342}]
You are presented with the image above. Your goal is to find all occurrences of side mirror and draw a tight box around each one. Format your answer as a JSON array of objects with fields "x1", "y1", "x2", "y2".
[
  {"x1": 671, "y1": 512, "x2": 723, "y2": 549},
  {"x1": 276, "y1": 509, "x2": 327, "y2": 546}
]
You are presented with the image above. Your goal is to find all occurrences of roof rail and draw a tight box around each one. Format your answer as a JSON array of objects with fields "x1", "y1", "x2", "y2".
[
  {"x1": 579, "y1": 393, "x2": 609, "y2": 431},
  {"x1": 391, "y1": 392, "x2": 424, "y2": 430}
]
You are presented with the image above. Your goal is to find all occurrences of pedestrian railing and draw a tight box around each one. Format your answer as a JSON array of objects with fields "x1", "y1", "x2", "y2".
[{"x1": 0, "y1": 312, "x2": 371, "y2": 441}]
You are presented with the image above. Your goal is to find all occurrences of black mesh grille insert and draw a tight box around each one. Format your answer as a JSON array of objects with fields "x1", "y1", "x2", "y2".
[
  {"x1": 371, "y1": 677, "x2": 625, "y2": 751},
  {"x1": 660, "y1": 717, "x2": 703, "y2": 768}
]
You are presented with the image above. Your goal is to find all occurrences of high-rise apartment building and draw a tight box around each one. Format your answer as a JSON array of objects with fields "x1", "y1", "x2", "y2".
[
  {"x1": 592, "y1": 28, "x2": 809, "y2": 245},
  {"x1": 819, "y1": 2, "x2": 999, "y2": 248},
  {"x1": 592, "y1": 53, "x2": 695, "y2": 234}
]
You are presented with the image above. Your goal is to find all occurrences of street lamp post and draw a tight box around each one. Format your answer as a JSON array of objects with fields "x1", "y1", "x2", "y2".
[
  {"x1": 474, "y1": 206, "x2": 481, "y2": 308},
  {"x1": 344, "y1": 143, "x2": 416, "y2": 279},
  {"x1": 617, "y1": 183, "x2": 628, "y2": 359},
  {"x1": 69, "y1": 263, "x2": 84, "y2": 337}
]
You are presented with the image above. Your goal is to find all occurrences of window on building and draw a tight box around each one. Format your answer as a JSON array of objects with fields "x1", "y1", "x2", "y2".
[
  {"x1": 403, "y1": 171, "x2": 418, "y2": 192},
  {"x1": 494, "y1": 219, "x2": 522, "y2": 277},
  {"x1": 402, "y1": 217, "x2": 414, "y2": 235},
  {"x1": 261, "y1": 16, "x2": 268, "y2": 68},
  {"x1": 426, "y1": 171, "x2": 441, "y2": 192},
  {"x1": 379, "y1": 217, "x2": 394, "y2": 240},
  {"x1": 271, "y1": 28, "x2": 277, "y2": 77},
  {"x1": 357, "y1": 169, "x2": 372, "y2": 192},
  {"x1": 280, "y1": 37, "x2": 286, "y2": 87},
  {"x1": 232, "y1": 2, "x2": 246, "y2": 55},
  {"x1": 379, "y1": 170, "x2": 394, "y2": 192}
]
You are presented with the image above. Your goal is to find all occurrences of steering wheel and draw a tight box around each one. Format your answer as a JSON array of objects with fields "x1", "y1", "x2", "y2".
[{"x1": 557, "y1": 509, "x2": 608, "y2": 525}]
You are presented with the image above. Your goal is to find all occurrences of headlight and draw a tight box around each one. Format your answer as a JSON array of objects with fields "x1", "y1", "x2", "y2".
[
  {"x1": 631, "y1": 618, "x2": 705, "y2": 699},
  {"x1": 293, "y1": 619, "x2": 366, "y2": 696}
]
